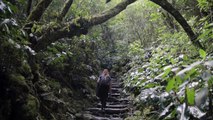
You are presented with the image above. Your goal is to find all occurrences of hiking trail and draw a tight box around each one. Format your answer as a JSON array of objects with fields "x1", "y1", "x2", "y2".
[{"x1": 76, "y1": 77, "x2": 133, "y2": 120}]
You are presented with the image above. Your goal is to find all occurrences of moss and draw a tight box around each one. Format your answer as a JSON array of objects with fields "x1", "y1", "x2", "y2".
[
  {"x1": 72, "y1": 18, "x2": 81, "y2": 27},
  {"x1": 49, "y1": 80, "x2": 61, "y2": 90},
  {"x1": 32, "y1": 63, "x2": 40, "y2": 72},
  {"x1": 9, "y1": 74, "x2": 29, "y2": 91},
  {"x1": 22, "y1": 63, "x2": 32, "y2": 73},
  {"x1": 18, "y1": 62, "x2": 32, "y2": 77},
  {"x1": 22, "y1": 94, "x2": 39, "y2": 119}
]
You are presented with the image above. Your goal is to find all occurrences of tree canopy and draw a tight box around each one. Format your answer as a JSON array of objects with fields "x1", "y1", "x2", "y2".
[{"x1": 0, "y1": 0, "x2": 212, "y2": 119}]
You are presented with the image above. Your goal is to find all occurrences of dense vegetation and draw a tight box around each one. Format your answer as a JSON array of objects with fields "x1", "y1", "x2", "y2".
[{"x1": 0, "y1": 0, "x2": 212, "y2": 120}]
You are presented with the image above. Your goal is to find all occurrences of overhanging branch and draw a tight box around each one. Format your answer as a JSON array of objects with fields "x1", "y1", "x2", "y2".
[
  {"x1": 33, "y1": 0, "x2": 137, "y2": 51},
  {"x1": 89, "y1": 0, "x2": 136, "y2": 25}
]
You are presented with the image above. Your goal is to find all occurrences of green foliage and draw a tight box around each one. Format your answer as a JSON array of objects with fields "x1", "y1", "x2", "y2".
[
  {"x1": 67, "y1": 0, "x2": 105, "y2": 19},
  {"x1": 166, "y1": 78, "x2": 175, "y2": 92},
  {"x1": 118, "y1": 3, "x2": 213, "y2": 116},
  {"x1": 186, "y1": 87, "x2": 195, "y2": 105},
  {"x1": 128, "y1": 41, "x2": 144, "y2": 57},
  {"x1": 122, "y1": 24, "x2": 212, "y2": 119},
  {"x1": 197, "y1": 22, "x2": 213, "y2": 52},
  {"x1": 199, "y1": 49, "x2": 207, "y2": 59},
  {"x1": 0, "y1": 1, "x2": 29, "y2": 73},
  {"x1": 22, "y1": 94, "x2": 39, "y2": 119},
  {"x1": 125, "y1": 110, "x2": 142, "y2": 120},
  {"x1": 162, "y1": 68, "x2": 171, "y2": 78},
  {"x1": 197, "y1": 0, "x2": 213, "y2": 11},
  {"x1": 1, "y1": 0, "x2": 213, "y2": 119},
  {"x1": 9, "y1": 73, "x2": 27, "y2": 87}
]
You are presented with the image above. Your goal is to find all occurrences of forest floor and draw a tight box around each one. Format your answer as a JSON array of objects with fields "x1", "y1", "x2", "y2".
[{"x1": 75, "y1": 77, "x2": 133, "y2": 120}]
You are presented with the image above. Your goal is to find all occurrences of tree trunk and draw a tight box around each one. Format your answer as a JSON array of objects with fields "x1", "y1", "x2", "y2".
[
  {"x1": 27, "y1": 0, "x2": 53, "y2": 21},
  {"x1": 57, "y1": 0, "x2": 73, "y2": 21},
  {"x1": 150, "y1": 0, "x2": 204, "y2": 49},
  {"x1": 26, "y1": 0, "x2": 32, "y2": 16}
]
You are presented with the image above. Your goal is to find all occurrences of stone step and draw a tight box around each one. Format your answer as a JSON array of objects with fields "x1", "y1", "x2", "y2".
[
  {"x1": 86, "y1": 112, "x2": 126, "y2": 119},
  {"x1": 111, "y1": 85, "x2": 122, "y2": 88},
  {"x1": 111, "y1": 79, "x2": 119, "y2": 82},
  {"x1": 97, "y1": 103, "x2": 128, "y2": 109},
  {"x1": 110, "y1": 93, "x2": 121, "y2": 97},
  {"x1": 92, "y1": 116, "x2": 123, "y2": 120},
  {"x1": 107, "y1": 101, "x2": 129, "y2": 105},
  {"x1": 110, "y1": 91, "x2": 121, "y2": 95},
  {"x1": 111, "y1": 88, "x2": 122, "y2": 92},
  {"x1": 87, "y1": 107, "x2": 129, "y2": 114},
  {"x1": 108, "y1": 98, "x2": 129, "y2": 103},
  {"x1": 108, "y1": 97, "x2": 119, "y2": 102},
  {"x1": 111, "y1": 90, "x2": 128, "y2": 95},
  {"x1": 111, "y1": 82, "x2": 121, "y2": 84},
  {"x1": 81, "y1": 77, "x2": 131, "y2": 120},
  {"x1": 75, "y1": 113, "x2": 122, "y2": 120},
  {"x1": 110, "y1": 93, "x2": 130, "y2": 97}
]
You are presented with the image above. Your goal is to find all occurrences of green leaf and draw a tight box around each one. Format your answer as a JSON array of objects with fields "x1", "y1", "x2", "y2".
[
  {"x1": 166, "y1": 78, "x2": 175, "y2": 92},
  {"x1": 184, "y1": 68, "x2": 197, "y2": 80},
  {"x1": 162, "y1": 68, "x2": 171, "y2": 78},
  {"x1": 144, "y1": 83, "x2": 159, "y2": 89},
  {"x1": 208, "y1": 77, "x2": 213, "y2": 86},
  {"x1": 186, "y1": 87, "x2": 195, "y2": 105},
  {"x1": 18, "y1": 0, "x2": 25, "y2": 4},
  {"x1": 183, "y1": 55, "x2": 188, "y2": 61},
  {"x1": 170, "y1": 58, "x2": 175, "y2": 64},
  {"x1": 138, "y1": 68, "x2": 143, "y2": 73},
  {"x1": 199, "y1": 49, "x2": 206, "y2": 59},
  {"x1": 177, "y1": 61, "x2": 201, "y2": 78},
  {"x1": 175, "y1": 76, "x2": 182, "y2": 91},
  {"x1": 132, "y1": 76, "x2": 139, "y2": 84}
]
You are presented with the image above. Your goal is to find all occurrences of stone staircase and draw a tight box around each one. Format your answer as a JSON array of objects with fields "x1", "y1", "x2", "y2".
[{"x1": 76, "y1": 78, "x2": 131, "y2": 120}]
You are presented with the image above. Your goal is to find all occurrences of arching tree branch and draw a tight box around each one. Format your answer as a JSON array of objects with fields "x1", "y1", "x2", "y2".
[
  {"x1": 27, "y1": 0, "x2": 53, "y2": 21},
  {"x1": 150, "y1": 0, "x2": 204, "y2": 49},
  {"x1": 89, "y1": 0, "x2": 136, "y2": 25},
  {"x1": 57, "y1": 0, "x2": 74, "y2": 21},
  {"x1": 33, "y1": 0, "x2": 137, "y2": 51}
]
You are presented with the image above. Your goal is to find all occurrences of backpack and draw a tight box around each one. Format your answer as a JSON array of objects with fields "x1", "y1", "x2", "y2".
[
  {"x1": 96, "y1": 75, "x2": 111, "y2": 97},
  {"x1": 99, "y1": 75, "x2": 111, "y2": 86}
]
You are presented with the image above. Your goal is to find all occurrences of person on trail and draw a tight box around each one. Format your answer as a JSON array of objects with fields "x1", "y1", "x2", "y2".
[{"x1": 96, "y1": 69, "x2": 112, "y2": 111}]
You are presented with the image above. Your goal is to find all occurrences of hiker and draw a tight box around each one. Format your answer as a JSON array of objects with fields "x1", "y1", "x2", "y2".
[{"x1": 96, "y1": 69, "x2": 112, "y2": 111}]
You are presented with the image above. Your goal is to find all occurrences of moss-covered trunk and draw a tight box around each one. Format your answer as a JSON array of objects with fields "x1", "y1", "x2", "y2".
[{"x1": 27, "y1": 0, "x2": 52, "y2": 21}]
